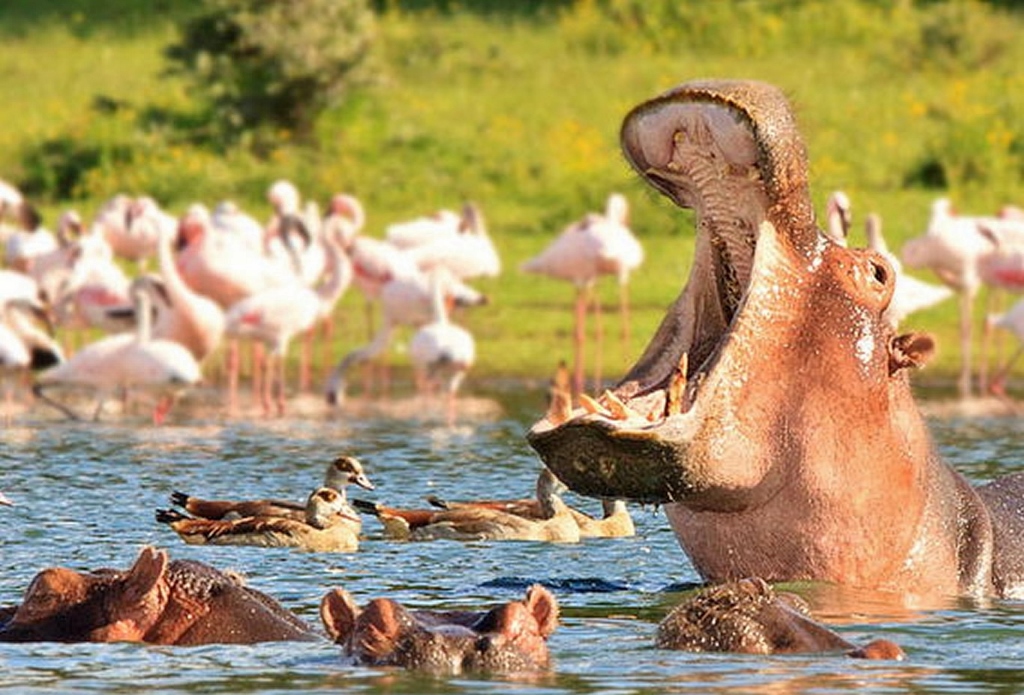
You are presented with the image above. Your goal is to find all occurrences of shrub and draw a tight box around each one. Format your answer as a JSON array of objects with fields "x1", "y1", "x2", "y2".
[{"x1": 164, "y1": 0, "x2": 378, "y2": 147}]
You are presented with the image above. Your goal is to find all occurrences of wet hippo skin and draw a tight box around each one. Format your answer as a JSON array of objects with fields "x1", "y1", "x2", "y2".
[
  {"x1": 656, "y1": 578, "x2": 904, "y2": 659},
  {"x1": 527, "y1": 79, "x2": 1024, "y2": 602},
  {"x1": 0, "y1": 546, "x2": 317, "y2": 644},
  {"x1": 320, "y1": 584, "x2": 559, "y2": 673}
]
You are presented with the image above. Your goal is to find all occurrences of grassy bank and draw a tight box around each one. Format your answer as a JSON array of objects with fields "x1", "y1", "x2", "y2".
[{"x1": 2, "y1": 1, "x2": 1024, "y2": 389}]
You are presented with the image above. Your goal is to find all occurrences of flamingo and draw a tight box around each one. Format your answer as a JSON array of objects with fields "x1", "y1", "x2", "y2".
[
  {"x1": 176, "y1": 203, "x2": 303, "y2": 412},
  {"x1": 863, "y1": 213, "x2": 952, "y2": 328},
  {"x1": 0, "y1": 297, "x2": 63, "y2": 424},
  {"x1": 140, "y1": 221, "x2": 225, "y2": 364},
  {"x1": 324, "y1": 265, "x2": 486, "y2": 405},
  {"x1": 902, "y1": 198, "x2": 1024, "y2": 397},
  {"x1": 521, "y1": 193, "x2": 643, "y2": 398},
  {"x1": 402, "y1": 202, "x2": 501, "y2": 280},
  {"x1": 265, "y1": 179, "x2": 322, "y2": 283},
  {"x1": 104, "y1": 196, "x2": 174, "y2": 268},
  {"x1": 409, "y1": 268, "x2": 477, "y2": 426},
  {"x1": 0, "y1": 179, "x2": 41, "y2": 246},
  {"x1": 33, "y1": 284, "x2": 201, "y2": 423},
  {"x1": 385, "y1": 207, "x2": 462, "y2": 249},
  {"x1": 4, "y1": 221, "x2": 58, "y2": 274},
  {"x1": 985, "y1": 298, "x2": 1024, "y2": 400},
  {"x1": 902, "y1": 198, "x2": 998, "y2": 398},
  {"x1": 225, "y1": 227, "x2": 353, "y2": 416}
]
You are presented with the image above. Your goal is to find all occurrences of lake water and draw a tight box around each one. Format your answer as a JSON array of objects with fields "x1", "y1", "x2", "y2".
[{"x1": 1, "y1": 386, "x2": 1022, "y2": 694}]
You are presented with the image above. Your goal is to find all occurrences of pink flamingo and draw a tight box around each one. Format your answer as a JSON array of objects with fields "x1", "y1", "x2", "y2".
[
  {"x1": 176, "y1": 203, "x2": 301, "y2": 412},
  {"x1": 0, "y1": 296, "x2": 63, "y2": 423},
  {"x1": 129, "y1": 221, "x2": 226, "y2": 364},
  {"x1": 385, "y1": 207, "x2": 462, "y2": 249},
  {"x1": 325, "y1": 265, "x2": 486, "y2": 405},
  {"x1": 104, "y1": 196, "x2": 175, "y2": 268},
  {"x1": 521, "y1": 193, "x2": 643, "y2": 398},
  {"x1": 403, "y1": 202, "x2": 501, "y2": 280},
  {"x1": 225, "y1": 228, "x2": 352, "y2": 416},
  {"x1": 33, "y1": 284, "x2": 201, "y2": 423},
  {"x1": 901, "y1": 197, "x2": 1024, "y2": 398},
  {"x1": 409, "y1": 268, "x2": 477, "y2": 426}
]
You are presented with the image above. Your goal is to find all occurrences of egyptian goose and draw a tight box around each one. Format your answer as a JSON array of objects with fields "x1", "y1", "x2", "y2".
[
  {"x1": 169, "y1": 455, "x2": 373, "y2": 525},
  {"x1": 156, "y1": 487, "x2": 360, "y2": 553},
  {"x1": 352, "y1": 469, "x2": 580, "y2": 543},
  {"x1": 426, "y1": 491, "x2": 634, "y2": 539}
]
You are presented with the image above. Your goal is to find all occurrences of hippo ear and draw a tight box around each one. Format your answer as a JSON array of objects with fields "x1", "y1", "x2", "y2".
[
  {"x1": 524, "y1": 585, "x2": 559, "y2": 639},
  {"x1": 122, "y1": 546, "x2": 168, "y2": 605},
  {"x1": 320, "y1": 589, "x2": 360, "y2": 644},
  {"x1": 888, "y1": 333, "x2": 936, "y2": 374}
]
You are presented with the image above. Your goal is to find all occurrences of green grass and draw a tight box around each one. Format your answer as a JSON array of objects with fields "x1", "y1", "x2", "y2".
[{"x1": 3, "y1": 1, "x2": 1024, "y2": 389}]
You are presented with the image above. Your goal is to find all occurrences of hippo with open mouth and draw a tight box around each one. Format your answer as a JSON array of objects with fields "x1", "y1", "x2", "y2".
[{"x1": 527, "y1": 79, "x2": 1024, "y2": 602}]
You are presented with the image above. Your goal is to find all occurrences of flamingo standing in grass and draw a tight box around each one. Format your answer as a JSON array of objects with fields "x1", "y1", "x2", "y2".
[
  {"x1": 325, "y1": 265, "x2": 486, "y2": 405},
  {"x1": 401, "y1": 203, "x2": 502, "y2": 280},
  {"x1": 409, "y1": 268, "x2": 476, "y2": 426},
  {"x1": 225, "y1": 228, "x2": 353, "y2": 416},
  {"x1": 122, "y1": 222, "x2": 226, "y2": 365},
  {"x1": 33, "y1": 283, "x2": 201, "y2": 423},
  {"x1": 521, "y1": 193, "x2": 643, "y2": 398},
  {"x1": 902, "y1": 198, "x2": 1024, "y2": 398}
]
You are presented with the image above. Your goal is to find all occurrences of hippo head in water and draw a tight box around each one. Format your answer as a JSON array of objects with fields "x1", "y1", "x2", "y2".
[
  {"x1": 656, "y1": 578, "x2": 904, "y2": 659},
  {"x1": 528, "y1": 79, "x2": 1024, "y2": 602},
  {"x1": 320, "y1": 584, "x2": 559, "y2": 674},
  {"x1": 0, "y1": 546, "x2": 316, "y2": 644}
]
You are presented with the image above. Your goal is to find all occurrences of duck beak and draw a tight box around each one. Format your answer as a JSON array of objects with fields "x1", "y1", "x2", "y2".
[{"x1": 353, "y1": 474, "x2": 375, "y2": 491}]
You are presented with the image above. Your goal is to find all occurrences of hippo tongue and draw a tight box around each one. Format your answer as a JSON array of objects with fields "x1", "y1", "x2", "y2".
[{"x1": 526, "y1": 80, "x2": 821, "y2": 503}]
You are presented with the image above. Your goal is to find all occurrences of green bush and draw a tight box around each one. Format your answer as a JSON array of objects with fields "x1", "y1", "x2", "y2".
[{"x1": 164, "y1": 0, "x2": 378, "y2": 146}]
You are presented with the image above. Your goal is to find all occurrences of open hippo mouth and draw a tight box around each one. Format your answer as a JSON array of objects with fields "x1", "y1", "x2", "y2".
[{"x1": 526, "y1": 80, "x2": 888, "y2": 504}]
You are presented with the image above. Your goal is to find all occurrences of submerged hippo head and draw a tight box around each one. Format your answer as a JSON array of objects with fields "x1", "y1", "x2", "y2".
[
  {"x1": 526, "y1": 80, "x2": 1001, "y2": 599},
  {"x1": 656, "y1": 578, "x2": 904, "y2": 659},
  {"x1": 0, "y1": 546, "x2": 316, "y2": 644},
  {"x1": 320, "y1": 585, "x2": 559, "y2": 674}
]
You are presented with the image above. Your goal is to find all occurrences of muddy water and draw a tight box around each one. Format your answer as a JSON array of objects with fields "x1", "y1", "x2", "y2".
[{"x1": 0, "y1": 388, "x2": 1022, "y2": 694}]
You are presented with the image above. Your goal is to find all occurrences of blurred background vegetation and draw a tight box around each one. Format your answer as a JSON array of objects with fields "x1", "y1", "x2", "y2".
[{"x1": 2, "y1": 0, "x2": 1023, "y2": 389}]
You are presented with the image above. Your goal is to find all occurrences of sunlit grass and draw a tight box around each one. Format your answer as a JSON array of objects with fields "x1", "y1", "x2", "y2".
[{"x1": 2, "y1": 1, "x2": 1024, "y2": 386}]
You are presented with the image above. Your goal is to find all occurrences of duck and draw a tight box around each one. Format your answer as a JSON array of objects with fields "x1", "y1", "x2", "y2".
[
  {"x1": 352, "y1": 469, "x2": 580, "y2": 543},
  {"x1": 425, "y1": 491, "x2": 634, "y2": 539},
  {"x1": 169, "y1": 455, "x2": 373, "y2": 525},
  {"x1": 155, "y1": 487, "x2": 360, "y2": 553}
]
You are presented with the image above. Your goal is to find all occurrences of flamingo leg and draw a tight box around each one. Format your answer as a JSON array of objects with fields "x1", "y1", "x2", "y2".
[
  {"x1": 299, "y1": 326, "x2": 313, "y2": 392},
  {"x1": 261, "y1": 350, "x2": 275, "y2": 417},
  {"x1": 592, "y1": 284, "x2": 604, "y2": 393},
  {"x1": 226, "y1": 338, "x2": 239, "y2": 416},
  {"x1": 619, "y1": 278, "x2": 632, "y2": 352},
  {"x1": 276, "y1": 348, "x2": 287, "y2": 417},
  {"x1": 572, "y1": 284, "x2": 588, "y2": 401},
  {"x1": 958, "y1": 289, "x2": 975, "y2": 399}
]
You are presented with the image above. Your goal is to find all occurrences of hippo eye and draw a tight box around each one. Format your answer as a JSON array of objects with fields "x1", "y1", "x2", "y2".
[{"x1": 475, "y1": 635, "x2": 493, "y2": 652}]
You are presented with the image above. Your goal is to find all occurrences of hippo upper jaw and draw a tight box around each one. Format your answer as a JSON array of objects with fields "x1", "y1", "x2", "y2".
[{"x1": 526, "y1": 79, "x2": 896, "y2": 507}]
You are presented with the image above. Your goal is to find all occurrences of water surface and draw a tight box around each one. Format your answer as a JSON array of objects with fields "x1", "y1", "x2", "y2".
[{"x1": 1, "y1": 388, "x2": 1022, "y2": 694}]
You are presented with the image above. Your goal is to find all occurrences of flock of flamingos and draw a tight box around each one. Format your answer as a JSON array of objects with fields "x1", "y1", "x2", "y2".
[{"x1": 2, "y1": 176, "x2": 1024, "y2": 429}]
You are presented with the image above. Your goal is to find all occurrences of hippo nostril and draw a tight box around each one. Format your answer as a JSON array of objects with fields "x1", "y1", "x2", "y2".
[{"x1": 870, "y1": 260, "x2": 888, "y2": 286}]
